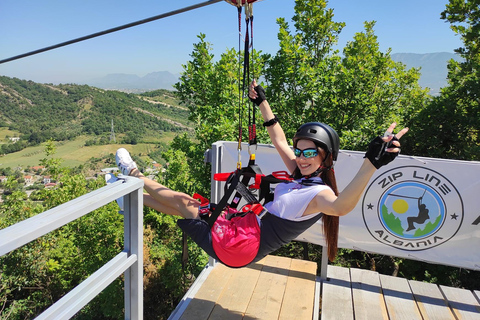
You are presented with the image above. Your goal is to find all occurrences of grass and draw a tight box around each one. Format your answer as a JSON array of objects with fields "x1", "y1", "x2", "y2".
[{"x1": 0, "y1": 128, "x2": 21, "y2": 144}]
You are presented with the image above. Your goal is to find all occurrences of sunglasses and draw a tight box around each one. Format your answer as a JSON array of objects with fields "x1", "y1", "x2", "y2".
[{"x1": 294, "y1": 148, "x2": 318, "y2": 159}]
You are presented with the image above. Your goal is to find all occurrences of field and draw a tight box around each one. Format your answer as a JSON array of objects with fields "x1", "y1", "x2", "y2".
[
  {"x1": 0, "y1": 128, "x2": 19, "y2": 143},
  {"x1": 0, "y1": 131, "x2": 181, "y2": 169}
]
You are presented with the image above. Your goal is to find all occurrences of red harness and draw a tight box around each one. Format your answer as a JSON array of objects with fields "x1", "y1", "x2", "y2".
[{"x1": 192, "y1": 167, "x2": 292, "y2": 267}]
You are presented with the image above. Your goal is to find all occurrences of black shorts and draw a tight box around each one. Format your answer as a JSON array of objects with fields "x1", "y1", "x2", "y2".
[
  {"x1": 177, "y1": 219, "x2": 218, "y2": 260},
  {"x1": 178, "y1": 212, "x2": 322, "y2": 265}
]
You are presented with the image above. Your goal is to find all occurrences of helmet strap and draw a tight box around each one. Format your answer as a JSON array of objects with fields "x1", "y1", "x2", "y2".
[{"x1": 302, "y1": 165, "x2": 331, "y2": 179}]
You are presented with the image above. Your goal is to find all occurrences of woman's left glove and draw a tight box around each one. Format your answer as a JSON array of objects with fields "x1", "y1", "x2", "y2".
[{"x1": 364, "y1": 135, "x2": 400, "y2": 169}]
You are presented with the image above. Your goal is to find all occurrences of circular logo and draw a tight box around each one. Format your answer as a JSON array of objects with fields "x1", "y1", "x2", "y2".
[{"x1": 362, "y1": 166, "x2": 463, "y2": 251}]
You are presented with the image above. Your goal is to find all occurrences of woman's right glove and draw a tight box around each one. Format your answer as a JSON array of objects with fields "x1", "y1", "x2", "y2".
[
  {"x1": 249, "y1": 85, "x2": 266, "y2": 106},
  {"x1": 364, "y1": 135, "x2": 400, "y2": 169}
]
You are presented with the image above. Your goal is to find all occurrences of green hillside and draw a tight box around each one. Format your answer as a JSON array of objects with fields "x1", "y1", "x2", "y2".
[
  {"x1": 0, "y1": 76, "x2": 191, "y2": 139},
  {"x1": 0, "y1": 76, "x2": 193, "y2": 168}
]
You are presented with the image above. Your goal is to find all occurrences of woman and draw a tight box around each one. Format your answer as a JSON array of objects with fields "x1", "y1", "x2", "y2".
[{"x1": 115, "y1": 80, "x2": 408, "y2": 267}]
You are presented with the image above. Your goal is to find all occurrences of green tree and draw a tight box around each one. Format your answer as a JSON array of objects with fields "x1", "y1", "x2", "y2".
[
  {"x1": 39, "y1": 140, "x2": 64, "y2": 179},
  {"x1": 173, "y1": 33, "x2": 267, "y2": 195},
  {"x1": 0, "y1": 143, "x2": 125, "y2": 319},
  {"x1": 168, "y1": 0, "x2": 429, "y2": 277},
  {"x1": 264, "y1": 0, "x2": 429, "y2": 151},
  {"x1": 405, "y1": 0, "x2": 479, "y2": 160}
]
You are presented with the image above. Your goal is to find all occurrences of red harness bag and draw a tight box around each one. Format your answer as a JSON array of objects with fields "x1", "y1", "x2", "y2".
[{"x1": 211, "y1": 207, "x2": 261, "y2": 268}]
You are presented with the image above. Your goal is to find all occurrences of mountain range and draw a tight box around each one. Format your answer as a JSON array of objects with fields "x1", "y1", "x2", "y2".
[
  {"x1": 83, "y1": 71, "x2": 180, "y2": 93},
  {"x1": 82, "y1": 53, "x2": 462, "y2": 95},
  {"x1": 391, "y1": 52, "x2": 462, "y2": 95}
]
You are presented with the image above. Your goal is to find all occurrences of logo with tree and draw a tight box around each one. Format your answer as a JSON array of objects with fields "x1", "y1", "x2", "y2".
[{"x1": 362, "y1": 166, "x2": 463, "y2": 251}]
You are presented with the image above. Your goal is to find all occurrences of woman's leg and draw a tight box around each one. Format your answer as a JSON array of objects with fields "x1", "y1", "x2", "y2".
[
  {"x1": 116, "y1": 148, "x2": 200, "y2": 219},
  {"x1": 131, "y1": 169, "x2": 200, "y2": 219}
]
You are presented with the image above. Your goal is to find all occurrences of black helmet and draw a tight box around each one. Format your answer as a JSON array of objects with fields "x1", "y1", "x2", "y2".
[{"x1": 293, "y1": 122, "x2": 340, "y2": 161}]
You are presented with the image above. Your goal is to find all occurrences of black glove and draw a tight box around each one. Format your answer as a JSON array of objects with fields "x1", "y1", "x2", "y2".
[
  {"x1": 364, "y1": 135, "x2": 399, "y2": 169},
  {"x1": 249, "y1": 85, "x2": 266, "y2": 106}
]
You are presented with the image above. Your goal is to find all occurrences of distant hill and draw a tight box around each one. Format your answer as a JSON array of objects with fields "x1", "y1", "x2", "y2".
[
  {"x1": 391, "y1": 52, "x2": 463, "y2": 95},
  {"x1": 84, "y1": 71, "x2": 180, "y2": 92},
  {"x1": 0, "y1": 76, "x2": 190, "y2": 147},
  {"x1": 80, "y1": 53, "x2": 461, "y2": 95}
]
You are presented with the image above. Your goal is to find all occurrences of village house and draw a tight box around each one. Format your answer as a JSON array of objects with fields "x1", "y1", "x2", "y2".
[
  {"x1": 31, "y1": 166, "x2": 45, "y2": 172},
  {"x1": 24, "y1": 175, "x2": 33, "y2": 185}
]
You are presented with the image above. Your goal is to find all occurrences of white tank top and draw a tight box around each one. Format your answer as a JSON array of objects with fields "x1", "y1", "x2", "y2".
[{"x1": 264, "y1": 177, "x2": 331, "y2": 221}]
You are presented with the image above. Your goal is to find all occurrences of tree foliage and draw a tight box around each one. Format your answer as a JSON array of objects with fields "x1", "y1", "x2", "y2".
[
  {"x1": 264, "y1": 0, "x2": 429, "y2": 150},
  {"x1": 404, "y1": 0, "x2": 480, "y2": 160},
  {"x1": 0, "y1": 142, "x2": 207, "y2": 319},
  {"x1": 0, "y1": 141, "x2": 126, "y2": 319}
]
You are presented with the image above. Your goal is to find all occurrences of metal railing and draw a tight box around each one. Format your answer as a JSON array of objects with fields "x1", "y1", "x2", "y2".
[{"x1": 0, "y1": 176, "x2": 144, "y2": 320}]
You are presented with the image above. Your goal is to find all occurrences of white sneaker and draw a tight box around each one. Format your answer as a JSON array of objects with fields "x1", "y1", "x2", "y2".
[
  {"x1": 115, "y1": 148, "x2": 137, "y2": 176},
  {"x1": 105, "y1": 173, "x2": 124, "y2": 214}
]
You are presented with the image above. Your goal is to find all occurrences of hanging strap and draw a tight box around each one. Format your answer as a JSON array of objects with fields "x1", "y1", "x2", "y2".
[
  {"x1": 237, "y1": 3, "x2": 257, "y2": 169},
  {"x1": 207, "y1": 172, "x2": 241, "y2": 228},
  {"x1": 245, "y1": 4, "x2": 257, "y2": 156},
  {"x1": 258, "y1": 171, "x2": 294, "y2": 203},
  {"x1": 214, "y1": 169, "x2": 292, "y2": 191},
  {"x1": 236, "y1": 5, "x2": 243, "y2": 169},
  {"x1": 229, "y1": 162, "x2": 262, "y2": 209}
]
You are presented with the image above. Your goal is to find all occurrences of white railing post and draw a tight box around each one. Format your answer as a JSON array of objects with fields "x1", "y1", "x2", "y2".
[
  {"x1": 123, "y1": 178, "x2": 144, "y2": 320},
  {"x1": 320, "y1": 246, "x2": 329, "y2": 280}
]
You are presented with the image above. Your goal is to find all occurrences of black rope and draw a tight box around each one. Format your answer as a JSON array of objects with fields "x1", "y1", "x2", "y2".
[
  {"x1": 248, "y1": 14, "x2": 257, "y2": 147},
  {"x1": 237, "y1": 6, "x2": 243, "y2": 164},
  {"x1": 243, "y1": 15, "x2": 251, "y2": 141},
  {"x1": 0, "y1": 0, "x2": 223, "y2": 65}
]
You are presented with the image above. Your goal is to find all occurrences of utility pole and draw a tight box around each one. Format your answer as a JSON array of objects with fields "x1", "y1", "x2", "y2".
[{"x1": 110, "y1": 119, "x2": 116, "y2": 142}]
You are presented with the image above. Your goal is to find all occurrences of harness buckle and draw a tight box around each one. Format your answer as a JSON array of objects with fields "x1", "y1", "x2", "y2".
[
  {"x1": 241, "y1": 203, "x2": 267, "y2": 219},
  {"x1": 193, "y1": 193, "x2": 213, "y2": 217}
]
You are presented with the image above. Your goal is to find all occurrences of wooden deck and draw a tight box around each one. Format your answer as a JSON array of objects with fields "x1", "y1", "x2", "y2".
[
  {"x1": 170, "y1": 255, "x2": 318, "y2": 320},
  {"x1": 169, "y1": 256, "x2": 480, "y2": 320},
  {"x1": 322, "y1": 265, "x2": 480, "y2": 320}
]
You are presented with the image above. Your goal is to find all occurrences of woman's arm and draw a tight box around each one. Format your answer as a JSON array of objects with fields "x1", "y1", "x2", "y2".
[
  {"x1": 249, "y1": 80, "x2": 297, "y2": 173},
  {"x1": 315, "y1": 159, "x2": 377, "y2": 216},
  {"x1": 312, "y1": 123, "x2": 409, "y2": 217}
]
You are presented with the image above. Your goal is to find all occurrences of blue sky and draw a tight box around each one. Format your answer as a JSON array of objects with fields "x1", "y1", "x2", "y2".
[{"x1": 0, "y1": 0, "x2": 462, "y2": 84}]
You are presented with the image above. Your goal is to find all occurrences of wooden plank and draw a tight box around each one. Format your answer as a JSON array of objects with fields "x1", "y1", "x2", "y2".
[
  {"x1": 350, "y1": 268, "x2": 388, "y2": 320},
  {"x1": 408, "y1": 280, "x2": 455, "y2": 320},
  {"x1": 243, "y1": 255, "x2": 292, "y2": 320},
  {"x1": 279, "y1": 258, "x2": 317, "y2": 320},
  {"x1": 320, "y1": 265, "x2": 354, "y2": 320},
  {"x1": 179, "y1": 263, "x2": 234, "y2": 320},
  {"x1": 379, "y1": 274, "x2": 422, "y2": 319},
  {"x1": 208, "y1": 260, "x2": 264, "y2": 320},
  {"x1": 440, "y1": 285, "x2": 480, "y2": 320}
]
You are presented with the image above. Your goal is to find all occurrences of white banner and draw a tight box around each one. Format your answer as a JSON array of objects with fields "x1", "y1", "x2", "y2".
[{"x1": 212, "y1": 141, "x2": 480, "y2": 270}]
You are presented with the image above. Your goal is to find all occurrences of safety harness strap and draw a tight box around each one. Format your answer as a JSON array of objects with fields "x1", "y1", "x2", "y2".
[{"x1": 207, "y1": 172, "x2": 241, "y2": 228}]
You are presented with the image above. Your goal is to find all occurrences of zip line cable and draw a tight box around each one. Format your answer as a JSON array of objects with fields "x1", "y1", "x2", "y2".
[
  {"x1": 388, "y1": 194, "x2": 421, "y2": 200},
  {"x1": 0, "y1": 0, "x2": 223, "y2": 65},
  {"x1": 388, "y1": 189, "x2": 427, "y2": 200}
]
